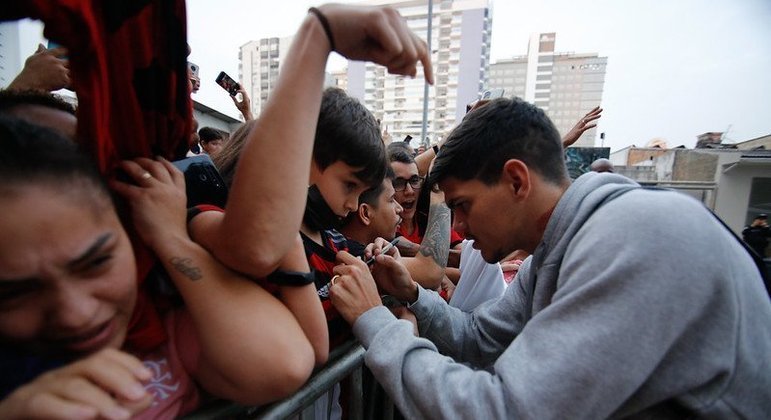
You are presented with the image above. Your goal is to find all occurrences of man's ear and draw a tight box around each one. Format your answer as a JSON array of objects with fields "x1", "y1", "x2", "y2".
[
  {"x1": 501, "y1": 159, "x2": 531, "y2": 199},
  {"x1": 358, "y1": 204, "x2": 372, "y2": 226}
]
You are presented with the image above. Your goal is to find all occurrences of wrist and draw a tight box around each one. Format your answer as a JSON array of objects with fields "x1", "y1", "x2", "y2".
[
  {"x1": 307, "y1": 7, "x2": 335, "y2": 52},
  {"x1": 401, "y1": 281, "x2": 419, "y2": 305}
]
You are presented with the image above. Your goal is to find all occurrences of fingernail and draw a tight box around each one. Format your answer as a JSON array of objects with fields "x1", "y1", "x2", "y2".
[
  {"x1": 105, "y1": 406, "x2": 132, "y2": 420},
  {"x1": 126, "y1": 383, "x2": 147, "y2": 400},
  {"x1": 136, "y1": 365, "x2": 153, "y2": 379}
]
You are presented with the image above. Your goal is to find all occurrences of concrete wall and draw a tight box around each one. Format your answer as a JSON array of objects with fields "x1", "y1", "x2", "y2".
[
  {"x1": 627, "y1": 148, "x2": 669, "y2": 166},
  {"x1": 672, "y1": 150, "x2": 719, "y2": 181},
  {"x1": 193, "y1": 109, "x2": 241, "y2": 134}
]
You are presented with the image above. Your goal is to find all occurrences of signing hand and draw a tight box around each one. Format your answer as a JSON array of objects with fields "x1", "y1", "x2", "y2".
[
  {"x1": 0, "y1": 349, "x2": 153, "y2": 420},
  {"x1": 329, "y1": 251, "x2": 384, "y2": 324},
  {"x1": 363, "y1": 237, "x2": 402, "y2": 263}
]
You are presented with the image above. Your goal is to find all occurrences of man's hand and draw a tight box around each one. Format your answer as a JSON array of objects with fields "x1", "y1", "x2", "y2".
[
  {"x1": 0, "y1": 349, "x2": 153, "y2": 420},
  {"x1": 8, "y1": 44, "x2": 70, "y2": 91},
  {"x1": 329, "y1": 251, "x2": 384, "y2": 324},
  {"x1": 562, "y1": 106, "x2": 603, "y2": 148},
  {"x1": 364, "y1": 237, "x2": 403, "y2": 262},
  {"x1": 370, "y1": 251, "x2": 419, "y2": 304},
  {"x1": 317, "y1": 4, "x2": 434, "y2": 84}
]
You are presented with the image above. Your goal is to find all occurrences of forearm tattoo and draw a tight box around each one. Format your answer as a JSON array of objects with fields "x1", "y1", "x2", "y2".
[
  {"x1": 170, "y1": 257, "x2": 203, "y2": 281},
  {"x1": 419, "y1": 202, "x2": 451, "y2": 268}
]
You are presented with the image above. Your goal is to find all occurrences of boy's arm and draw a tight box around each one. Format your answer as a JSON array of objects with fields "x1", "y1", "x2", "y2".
[
  {"x1": 275, "y1": 234, "x2": 330, "y2": 365},
  {"x1": 191, "y1": 217, "x2": 329, "y2": 366},
  {"x1": 211, "y1": 5, "x2": 433, "y2": 278}
]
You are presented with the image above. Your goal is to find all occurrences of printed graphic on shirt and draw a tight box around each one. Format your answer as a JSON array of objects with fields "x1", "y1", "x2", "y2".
[{"x1": 143, "y1": 357, "x2": 180, "y2": 406}]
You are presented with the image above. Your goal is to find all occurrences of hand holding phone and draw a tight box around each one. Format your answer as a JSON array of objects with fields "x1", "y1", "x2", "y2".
[{"x1": 215, "y1": 71, "x2": 240, "y2": 96}]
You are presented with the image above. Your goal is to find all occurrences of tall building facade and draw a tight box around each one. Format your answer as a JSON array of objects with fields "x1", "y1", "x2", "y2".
[
  {"x1": 488, "y1": 33, "x2": 607, "y2": 147},
  {"x1": 346, "y1": 0, "x2": 491, "y2": 145},
  {"x1": 238, "y1": 36, "x2": 293, "y2": 117}
]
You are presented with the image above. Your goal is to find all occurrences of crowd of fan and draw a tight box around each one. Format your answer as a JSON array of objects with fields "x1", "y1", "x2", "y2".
[{"x1": 0, "y1": 2, "x2": 769, "y2": 420}]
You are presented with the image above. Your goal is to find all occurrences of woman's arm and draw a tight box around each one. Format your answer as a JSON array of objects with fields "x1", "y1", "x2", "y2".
[{"x1": 113, "y1": 157, "x2": 315, "y2": 405}]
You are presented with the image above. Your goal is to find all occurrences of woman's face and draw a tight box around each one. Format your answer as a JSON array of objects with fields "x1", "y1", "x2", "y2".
[{"x1": 0, "y1": 185, "x2": 137, "y2": 359}]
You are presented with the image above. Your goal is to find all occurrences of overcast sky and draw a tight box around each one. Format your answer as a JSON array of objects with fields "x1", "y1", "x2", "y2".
[{"x1": 187, "y1": 0, "x2": 771, "y2": 152}]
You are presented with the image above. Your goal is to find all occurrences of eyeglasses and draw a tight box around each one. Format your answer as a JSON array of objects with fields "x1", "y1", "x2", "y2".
[{"x1": 392, "y1": 175, "x2": 424, "y2": 192}]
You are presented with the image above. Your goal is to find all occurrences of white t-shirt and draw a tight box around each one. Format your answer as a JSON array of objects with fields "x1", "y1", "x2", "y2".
[{"x1": 449, "y1": 240, "x2": 506, "y2": 312}]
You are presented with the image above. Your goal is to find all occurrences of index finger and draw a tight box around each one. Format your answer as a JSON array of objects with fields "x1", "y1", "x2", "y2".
[
  {"x1": 414, "y1": 34, "x2": 434, "y2": 84},
  {"x1": 336, "y1": 250, "x2": 367, "y2": 268}
]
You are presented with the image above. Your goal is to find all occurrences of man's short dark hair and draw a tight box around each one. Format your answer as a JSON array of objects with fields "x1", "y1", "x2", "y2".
[
  {"x1": 358, "y1": 166, "x2": 395, "y2": 207},
  {"x1": 387, "y1": 141, "x2": 416, "y2": 165},
  {"x1": 199, "y1": 126, "x2": 224, "y2": 144},
  {"x1": 314, "y1": 87, "x2": 386, "y2": 188},
  {"x1": 428, "y1": 97, "x2": 568, "y2": 187},
  {"x1": 0, "y1": 89, "x2": 76, "y2": 115}
]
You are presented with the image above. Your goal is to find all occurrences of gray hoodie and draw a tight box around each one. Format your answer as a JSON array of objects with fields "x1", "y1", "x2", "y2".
[{"x1": 353, "y1": 172, "x2": 771, "y2": 419}]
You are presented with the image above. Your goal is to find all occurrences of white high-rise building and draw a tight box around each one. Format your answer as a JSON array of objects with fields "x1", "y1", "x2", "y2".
[
  {"x1": 238, "y1": 36, "x2": 293, "y2": 117},
  {"x1": 346, "y1": 0, "x2": 492, "y2": 145},
  {"x1": 488, "y1": 33, "x2": 607, "y2": 147}
]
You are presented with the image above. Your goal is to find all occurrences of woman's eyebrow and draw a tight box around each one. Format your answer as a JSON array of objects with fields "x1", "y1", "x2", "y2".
[{"x1": 67, "y1": 233, "x2": 113, "y2": 269}]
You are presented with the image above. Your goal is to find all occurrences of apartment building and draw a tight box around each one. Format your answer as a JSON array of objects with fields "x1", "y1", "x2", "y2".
[{"x1": 488, "y1": 33, "x2": 607, "y2": 147}]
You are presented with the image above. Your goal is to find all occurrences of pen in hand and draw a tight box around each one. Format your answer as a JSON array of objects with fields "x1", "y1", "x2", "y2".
[{"x1": 366, "y1": 237, "x2": 400, "y2": 266}]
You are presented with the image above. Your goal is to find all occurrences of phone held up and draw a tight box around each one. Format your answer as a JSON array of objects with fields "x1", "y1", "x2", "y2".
[
  {"x1": 466, "y1": 88, "x2": 505, "y2": 113},
  {"x1": 215, "y1": 71, "x2": 241, "y2": 96}
]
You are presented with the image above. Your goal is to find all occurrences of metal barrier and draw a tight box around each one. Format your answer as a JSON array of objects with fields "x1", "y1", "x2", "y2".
[{"x1": 184, "y1": 339, "x2": 398, "y2": 419}]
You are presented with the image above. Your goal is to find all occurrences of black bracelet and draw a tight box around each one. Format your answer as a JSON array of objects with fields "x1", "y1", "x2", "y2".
[
  {"x1": 266, "y1": 269, "x2": 316, "y2": 287},
  {"x1": 308, "y1": 7, "x2": 336, "y2": 51}
]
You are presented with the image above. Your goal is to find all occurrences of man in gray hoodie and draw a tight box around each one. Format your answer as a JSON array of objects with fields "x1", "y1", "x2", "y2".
[{"x1": 329, "y1": 97, "x2": 771, "y2": 419}]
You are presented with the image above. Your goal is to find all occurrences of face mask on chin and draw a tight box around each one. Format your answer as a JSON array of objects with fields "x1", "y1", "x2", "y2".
[{"x1": 304, "y1": 184, "x2": 344, "y2": 231}]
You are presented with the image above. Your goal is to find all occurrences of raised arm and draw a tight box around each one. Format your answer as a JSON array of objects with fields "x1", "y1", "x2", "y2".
[
  {"x1": 562, "y1": 106, "x2": 602, "y2": 148},
  {"x1": 206, "y1": 4, "x2": 433, "y2": 278},
  {"x1": 274, "y1": 234, "x2": 330, "y2": 365},
  {"x1": 7, "y1": 44, "x2": 70, "y2": 92},
  {"x1": 230, "y1": 87, "x2": 254, "y2": 121},
  {"x1": 113, "y1": 157, "x2": 315, "y2": 405}
]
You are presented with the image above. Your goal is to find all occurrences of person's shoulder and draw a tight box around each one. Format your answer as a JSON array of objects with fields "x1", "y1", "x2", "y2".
[{"x1": 602, "y1": 187, "x2": 707, "y2": 223}]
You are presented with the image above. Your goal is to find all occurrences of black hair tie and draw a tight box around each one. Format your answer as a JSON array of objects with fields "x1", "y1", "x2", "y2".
[{"x1": 308, "y1": 7, "x2": 336, "y2": 52}]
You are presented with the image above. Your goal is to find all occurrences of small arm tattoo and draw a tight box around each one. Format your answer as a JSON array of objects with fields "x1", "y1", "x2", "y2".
[
  {"x1": 170, "y1": 257, "x2": 203, "y2": 281},
  {"x1": 419, "y1": 202, "x2": 451, "y2": 268}
]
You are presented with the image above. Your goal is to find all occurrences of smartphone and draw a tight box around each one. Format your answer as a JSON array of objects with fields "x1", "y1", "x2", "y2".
[
  {"x1": 480, "y1": 88, "x2": 505, "y2": 100},
  {"x1": 172, "y1": 154, "x2": 229, "y2": 208},
  {"x1": 467, "y1": 88, "x2": 506, "y2": 113},
  {"x1": 46, "y1": 40, "x2": 68, "y2": 59},
  {"x1": 215, "y1": 71, "x2": 240, "y2": 96}
]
